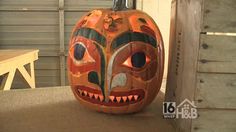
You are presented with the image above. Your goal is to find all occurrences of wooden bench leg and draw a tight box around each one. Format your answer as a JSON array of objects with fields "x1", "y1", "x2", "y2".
[
  {"x1": 18, "y1": 62, "x2": 36, "y2": 89},
  {"x1": 0, "y1": 69, "x2": 16, "y2": 90},
  {"x1": 30, "y1": 62, "x2": 36, "y2": 88}
]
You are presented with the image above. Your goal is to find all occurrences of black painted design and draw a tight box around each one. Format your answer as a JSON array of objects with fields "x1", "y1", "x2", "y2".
[
  {"x1": 74, "y1": 44, "x2": 86, "y2": 61},
  {"x1": 138, "y1": 18, "x2": 147, "y2": 24},
  {"x1": 131, "y1": 52, "x2": 146, "y2": 68},
  {"x1": 95, "y1": 45, "x2": 106, "y2": 97},
  {"x1": 73, "y1": 27, "x2": 106, "y2": 47},
  {"x1": 88, "y1": 71, "x2": 100, "y2": 86},
  {"x1": 111, "y1": 32, "x2": 157, "y2": 51}
]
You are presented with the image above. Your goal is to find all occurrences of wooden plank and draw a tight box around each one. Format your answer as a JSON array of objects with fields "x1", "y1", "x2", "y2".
[
  {"x1": 0, "y1": 50, "x2": 37, "y2": 64},
  {"x1": 195, "y1": 73, "x2": 236, "y2": 109},
  {"x1": 35, "y1": 76, "x2": 60, "y2": 87},
  {"x1": 165, "y1": 0, "x2": 203, "y2": 131},
  {"x1": 0, "y1": 24, "x2": 59, "y2": 54},
  {"x1": 165, "y1": 0, "x2": 177, "y2": 102},
  {"x1": 0, "y1": 38, "x2": 58, "y2": 45},
  {"x1": 35, "y1": 70, "x2": 60, "y2": 77},
  {"x1": 35, "y1": 57, "x2": 60, "y2": 70},
  {"x1": 0, "y1": 12, "x2": 58, "y2": 26},
  {"x1": 11, "y1": 76, "x2": 61, "y2": 88},
  {"x1": 170, "y1": 0, "x2": 202, "y2": 104},
  {"x1": 64, "y1": 0, "x2": 112, "y2": 10},
  {"x1": 192, "y1": 109, "x2": 236, "y2": 132},
  {"x1": 198, "y1": 35, "x2": 236, "y2": 73},
  {"x1": 0, "y1": 26, "x2": 59, "y2": 51},
  {"x1": 202, "y1": 0, "x2": 236, "y2": 32},
  {"x1": 0, "y1": 25, "x2": 58, "y2": 33},
  {"x1": 0, "y1": 0, "x2": 58, "y2": 10},
  {"x1": 65, "y1": 25, "x2": 74, "y2": 32},
  {"x1": 0, "y1": 50, "x2": 38, "y2": 73},
  {"x1": 0, "y1": 45, "x2": 59, "y2": 57},
  {"x1": 64, "y1": 11, "x2": 87, "y2": 26},
  {"x1": 0, "y1": 8, "x2": 58, "y2": 12},
  {"x1": 0, "y1": 32, "x2": 58, "y2": 39}
]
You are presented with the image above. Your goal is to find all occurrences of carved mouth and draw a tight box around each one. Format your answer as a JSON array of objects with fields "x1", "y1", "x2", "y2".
[{"x1": 75, "y1": 86, "x2": 145, "y2": 106}]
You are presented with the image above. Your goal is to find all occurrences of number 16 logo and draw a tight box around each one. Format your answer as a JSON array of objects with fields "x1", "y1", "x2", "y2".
[{"x1": 163, "y1": 102, "x2": 176, "y2": 119}]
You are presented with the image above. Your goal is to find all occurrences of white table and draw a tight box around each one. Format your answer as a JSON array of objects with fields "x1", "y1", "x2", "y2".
[{"x1": 0, "y1": 50, "x2": 39, "y2": 90}]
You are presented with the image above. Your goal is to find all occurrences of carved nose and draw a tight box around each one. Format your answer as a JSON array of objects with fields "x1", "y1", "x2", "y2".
[
  {"x1": 105, "y1": 72, "x2": 127, "y2": 102},
  {"x1": 111, "y1": 73, "x2": 127, "y2": 89},
  {"x1": 105, "y1": 49, "x2": 127, "y2": 101}
]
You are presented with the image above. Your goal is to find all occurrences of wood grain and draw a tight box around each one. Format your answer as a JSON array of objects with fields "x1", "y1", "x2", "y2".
[
  {"x1": 192, "y1": 109, "x2": 236, "y2": 132},
  {"x1": 198, "y1": 35, "x2": 236, "y2": 73},
  {"x1": 195, "y1": 73, "x2": 236, "y2": 109},
  {"x1": 166, "y1": 0, "x2": 203, "y2": 131},
  {"x1": 165, "y1": 0, "x2": 177, "y2": 103},
  {"x1": 0, "y1": 50, "x2": 38, "y2": 90},
  {"x1": 202, "y1": 0, "x2": 236, "y2": 32}
]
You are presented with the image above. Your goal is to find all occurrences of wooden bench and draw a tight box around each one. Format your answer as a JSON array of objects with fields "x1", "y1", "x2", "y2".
[{"x1": 0, "y1": 50, "x2": 39, "y2": 90}]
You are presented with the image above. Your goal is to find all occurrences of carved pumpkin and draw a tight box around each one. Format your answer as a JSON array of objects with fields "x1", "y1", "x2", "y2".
[{"x1": 68, "y1": 0, "x2": 164, "y2": 114}]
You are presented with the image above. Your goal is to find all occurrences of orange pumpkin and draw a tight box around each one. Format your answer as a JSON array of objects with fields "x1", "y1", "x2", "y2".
[{"x1": 68, "y1": 0, "x2": 164, "y2": 114}]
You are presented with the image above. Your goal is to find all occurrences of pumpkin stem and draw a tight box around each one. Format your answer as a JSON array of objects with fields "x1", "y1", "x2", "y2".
[{"x1": 113, "y1": 0, "x2": 133, "y2": 11}]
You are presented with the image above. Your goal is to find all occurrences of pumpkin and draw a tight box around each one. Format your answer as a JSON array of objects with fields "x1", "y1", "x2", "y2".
[{"x1": 67, "y1": 0, "x2": 164, "y2": 114}]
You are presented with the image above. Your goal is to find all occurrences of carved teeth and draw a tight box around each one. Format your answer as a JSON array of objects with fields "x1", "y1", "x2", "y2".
[
  {"x1": 99, "y1": 95, "x2": 104, "y2": 102},
  {"x1": 134, "y1": 95, "x2": 139, "y2": 101},
  {"x1": 122, "y1": 96, "x2": 127, "y2": 102},
  {"x1": 94, "y1": 94, "x2": 99, "y2": 99},
  {"x1": 88, "y1": 93, "x2": 94, "y2": 98},
  {"x1": 78, "y1": 89, "x2": 141, "y2": 103},
  {"x1": 83, "y1": 91, "x2": 88, "y2": 96},
  {"x1": 116, "y1": 97, "x2": 121, "y2": 103},
  {"x1": 128, "y1": 95, "x2": 133, "y2": 101},
  {"x1": 78, "y1": 89, "x2": 82, "y2": 94},
  {"x1": 109, "y1": 96, "x2": 115, "y2": 102}
]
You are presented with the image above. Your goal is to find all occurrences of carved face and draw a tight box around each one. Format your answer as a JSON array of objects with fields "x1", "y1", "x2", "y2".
[{"x1": 68, "y1": 9, "x2": 164, "y2": 114}]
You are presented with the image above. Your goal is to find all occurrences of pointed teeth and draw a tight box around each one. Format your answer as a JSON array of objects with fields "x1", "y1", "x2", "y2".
[
  {"x1": 83, "y1": 91, "x2": 88, "y2": 96},
  {"x1": 78, "y1": 89, "x2": 82, "y2": 94},
  {"x1": 78, "y1": 89, "x2": 141, "y2": 103},
  {"x1": 94, "y1": 94, "x2": 99, "y2": 99},
  {"x1": 109, "y1": 96, "x2": 115, "y2": 102},
  {"x1": 99, "y1": 95, "x2": 104, "y2": 102},
  {"x1": 122, "y1": 96, "x2": 128, "y2": 102},
  {"x1": 128, "y1": 95, "x2": 133, "y2": 101},
  {"x1": 134, "y1": 95, "x2": 139, "y2": 101},
  {"x1": 116, "y1": 97, "x2": 121, "y2": 103},
  {"x1": 88, "y1": 93, "x2": 94, "y2": 98}
]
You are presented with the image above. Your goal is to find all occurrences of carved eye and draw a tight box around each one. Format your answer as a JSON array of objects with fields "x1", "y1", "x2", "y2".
[
  {"x1": 73, "y1": 43, "x2": 95, "y2": 65},
  {"x1": 74, "y1": 44, "x2": 86, "y2": 60},
  {"x1": 123, "y1": 52, "x2": 150, "y2": 68}
]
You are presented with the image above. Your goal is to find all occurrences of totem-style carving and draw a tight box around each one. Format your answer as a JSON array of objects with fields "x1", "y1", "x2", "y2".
[{"x1": 68, "y1": 0, "x2": 164, "y2": 114}]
